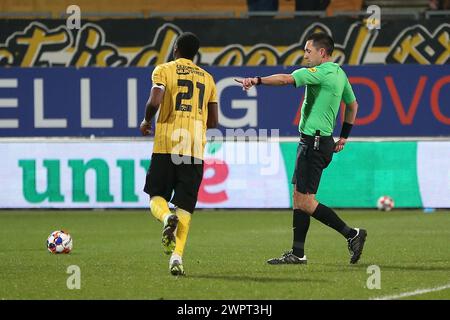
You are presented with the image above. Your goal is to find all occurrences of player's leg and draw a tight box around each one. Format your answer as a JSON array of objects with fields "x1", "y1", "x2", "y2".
[
  {"x1": 266, "y1": 188, "x2": 310, "y2": 265},
  {"x1": 143, "y1": 153, "x2": 178, "y2": 255},
  {"x1": 292, "y1": 188, "x2": 310, "y2": 260},
  {"x1": 168, "y1": 156, "x2": 204, "y2": 276},
  {"x1": 295, "y1": 191, "x2": 367, "y2": 264},
  {"x1": 296, "y1": 192, "x2": 355, "y2": 237},
  {"x1": 291, "y1": 142, "x2": 311, "y2": 259},
  {"x1": 268, "y1": 142, "x2": 309, "y2": 265},
  {"x1": 168, "y1": 207, "x2": 191, "y2": 276},
  {"x1": 268, "y1": 135, "x2": 367, "y2": 264},
  {"x1": 296, "y1": 135, "x2": 366, "y2": 264}
]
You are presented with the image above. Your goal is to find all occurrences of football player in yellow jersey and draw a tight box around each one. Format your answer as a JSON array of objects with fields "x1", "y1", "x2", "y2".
[{"x1": 140, "y1": 32, "x2": 218, "y2": 276}]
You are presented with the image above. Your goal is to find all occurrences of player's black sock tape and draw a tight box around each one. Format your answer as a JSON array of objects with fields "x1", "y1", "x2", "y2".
[
  {"x1": 313, "y1": 204, "x2": 354, "y2": 239},
  {"x1": 292, "y1": 209, "x2": 310, "y2": 257}
]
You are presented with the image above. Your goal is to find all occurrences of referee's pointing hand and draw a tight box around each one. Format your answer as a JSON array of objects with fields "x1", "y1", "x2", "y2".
[{"x1": 235, "y1": 78, "x2": 257, "y2": 91}]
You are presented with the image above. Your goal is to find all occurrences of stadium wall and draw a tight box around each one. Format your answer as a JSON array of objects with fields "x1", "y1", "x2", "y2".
[
  {"x1": 1, "y1": 18, "x2": 449, "y2": 66},
  {"x1": 1, "y1": 140, "x2": 449, "y2": 209}
]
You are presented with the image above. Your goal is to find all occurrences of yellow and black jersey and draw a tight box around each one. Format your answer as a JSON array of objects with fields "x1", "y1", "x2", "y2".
[{"x1": 151, "y1": 58, "x2": 217, "y2": 160}]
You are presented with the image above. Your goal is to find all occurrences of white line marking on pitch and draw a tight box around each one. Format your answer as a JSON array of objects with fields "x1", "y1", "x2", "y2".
[{"x1": 371, "y1": 283, "x2": 450, "y2": 300}]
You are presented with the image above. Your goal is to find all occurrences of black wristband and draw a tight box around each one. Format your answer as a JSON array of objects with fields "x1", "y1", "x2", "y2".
[
  {"x1": 256, "y1": 76, "x2": 262, "y2": 85},
  {"x1": 340, "y1": 122, "x2": 353, "y2": 139}
]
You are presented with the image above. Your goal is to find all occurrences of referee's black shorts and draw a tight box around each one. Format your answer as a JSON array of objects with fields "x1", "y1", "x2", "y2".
[
  {"x1": 291, "y1": 133, "x2": 335, "y2": 194},
  {"x1": 143, "y1": 153, "x2": 204, "y2": 213}
]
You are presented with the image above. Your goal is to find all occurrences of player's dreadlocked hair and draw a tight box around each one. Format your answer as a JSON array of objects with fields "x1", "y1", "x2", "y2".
[
  {"x1": 306, "y1": 33, "x2": 334, "y2": 56},
  {"x1": 175, "y1": 32, "x2": 200, "y2": 60}
]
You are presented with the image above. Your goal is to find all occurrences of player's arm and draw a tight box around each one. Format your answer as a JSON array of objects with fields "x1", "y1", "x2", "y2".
[
  {"x1": 140, "y1": 86, "x2": 164, "y2": 136},
  {"x1": 207, "y1": 102, "x2": 218, "y2": 128},
  {"x1": 140, "y1": 65, "x2": 166, "y2": 136},
  {"x1": 335, "y1": 79, "x2": 358, "y2": 153},
  {"x1": 207, "y1": 81, "x2": 219, "y2": 128}
]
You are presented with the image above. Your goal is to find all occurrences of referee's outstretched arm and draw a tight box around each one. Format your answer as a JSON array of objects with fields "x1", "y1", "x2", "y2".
[{"x1": 235, "y1": 74, "x2": 295, "y2": 89}]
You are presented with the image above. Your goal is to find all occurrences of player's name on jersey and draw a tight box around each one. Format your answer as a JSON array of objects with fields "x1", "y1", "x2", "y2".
[{"x1": 176, "y1": 64, "x2": 205, "y2": 76}]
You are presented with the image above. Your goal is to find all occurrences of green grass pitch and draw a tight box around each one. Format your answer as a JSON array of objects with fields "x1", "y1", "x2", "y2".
[{"x1": 1, "y1": 209, "x2": 449, "y2": 300}]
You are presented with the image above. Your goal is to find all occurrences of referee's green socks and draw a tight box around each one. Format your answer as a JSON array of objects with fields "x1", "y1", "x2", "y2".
[
  {"x1": 312, "y1": 203, "x2": 357, "y2": 239},
  {"x1": 292, "y1": 209, "x2": 310, "y2": 258}
]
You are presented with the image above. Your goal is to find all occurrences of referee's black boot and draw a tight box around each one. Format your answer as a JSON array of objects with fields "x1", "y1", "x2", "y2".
[
  {"x1": 267, "y1": 250, "x2": 307, "y2": 265},
  {"x1": 347, "y1": 228, "x2": 367, "y2": 264}
]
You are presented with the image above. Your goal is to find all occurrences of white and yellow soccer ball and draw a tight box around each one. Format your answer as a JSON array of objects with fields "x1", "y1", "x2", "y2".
[
  {"x1": 377, "y1": 196, "x2": 395, "y2": 211},
  {"x1": 47, "y1": 230, "x2": 73, "y2": 254}
]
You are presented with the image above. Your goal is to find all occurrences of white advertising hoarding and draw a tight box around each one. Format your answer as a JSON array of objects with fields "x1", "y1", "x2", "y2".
[
  {"x1": 417, "y1": 141, "x2": 450, "y2": 208},
  {"x1": 1, "y1": 141, "x2": 290, "y2": 209}
]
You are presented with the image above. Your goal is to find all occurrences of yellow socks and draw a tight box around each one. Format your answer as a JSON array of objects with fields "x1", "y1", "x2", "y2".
[
  {"x1": 173, "y1": 208, "x2": 192, "y2": 257},
  {"x1": 150, "y1": 197, "x2": 192, "y2": 258},
  {"x1": 149, "y1": 196, "x2": 171, "y2": 223}
]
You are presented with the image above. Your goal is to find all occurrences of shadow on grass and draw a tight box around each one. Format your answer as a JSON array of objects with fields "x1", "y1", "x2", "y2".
[{"x1": 188, "y1": 274, "x2": 331, "y2": 283}]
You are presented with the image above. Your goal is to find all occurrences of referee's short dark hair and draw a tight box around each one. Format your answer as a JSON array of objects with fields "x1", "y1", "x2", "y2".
[
  {"x1": 176, "y1": 32, "x2": 200, "y2": 60},
  {"x1": 306, "y1": 33, "x2": 334, "y2": 56}
]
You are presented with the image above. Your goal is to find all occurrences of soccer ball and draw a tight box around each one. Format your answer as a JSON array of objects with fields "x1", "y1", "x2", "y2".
[
  {"x1": 377, "y1": 196, "x2": 395, "y2": 211},
  {"x1": 47, "y1": 230, "x2": 73, "y2": 254}
]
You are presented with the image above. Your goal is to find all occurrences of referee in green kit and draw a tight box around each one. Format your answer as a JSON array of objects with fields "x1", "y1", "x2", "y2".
[{"x1": 235, "y1": 33, "x2": 367, "y2": 265}]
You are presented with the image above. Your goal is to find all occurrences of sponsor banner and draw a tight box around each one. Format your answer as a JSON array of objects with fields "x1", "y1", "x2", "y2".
[
  {"x1": 1, "y1": 141, "x2": 290, "y2": 208},
  {"x1": 0, "y1": 66, "x2": 449, "y2": 137},
  {"x1": 280, "y1": 141, "x2": 423, "y2": 208},
  {"x1": 417, "y1": 142, "x2": 450, "y2": 208},
  {"x1": 1, "y1": 141, "x2": 152, "y2": 208},
  {"x1": 201, "y1": 142, "x2": 290, "y2": 208},
  {"x1": 2, "y1": 140, "x2": 449, "y2": 209},
  {"x1": 0, "y1": 19, "x2": 449, "y2": 67},
  {"x1": 316, "y1": 142, "x2": 423, "y2": 208}
]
